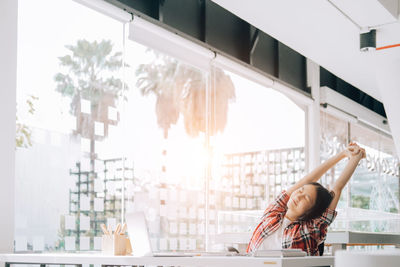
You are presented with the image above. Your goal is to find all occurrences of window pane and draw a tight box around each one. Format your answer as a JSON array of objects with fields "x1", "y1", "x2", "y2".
[
  {"x1": 349, "y1": 122, "x2": 400, "y2": 232},
  {"x1": 321, "y1": 111, "x2": 400, "y2": 233},
  {"x1": 320, "y1": 111, "x2": 349, "y2": 209},
  {"x1": 16, "y1": 0, "x2": 125, "y2": 252},
  {"x1": 211, "y1": 67, "x2": 306, "y2": 250},
  {"x1": 124, "y1": 42, "x2": 208, "y2": 251}
]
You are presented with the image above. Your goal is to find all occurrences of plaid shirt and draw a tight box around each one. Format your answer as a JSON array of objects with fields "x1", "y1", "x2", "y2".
[{"x1": 246, "y1": 190, "x2": 337, "y2": 256}]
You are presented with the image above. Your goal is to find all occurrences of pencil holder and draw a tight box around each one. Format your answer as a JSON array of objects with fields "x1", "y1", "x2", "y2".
[{"x1": 101, "y1": 234, "x2": 132, "y2": 255}]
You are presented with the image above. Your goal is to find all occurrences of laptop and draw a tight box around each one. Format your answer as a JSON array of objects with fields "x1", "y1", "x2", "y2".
[{"x1": 125, "y1": 212, "x2": 197, "y2": 257}]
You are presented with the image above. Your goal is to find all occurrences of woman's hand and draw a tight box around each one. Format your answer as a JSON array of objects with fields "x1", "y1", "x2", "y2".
[
  {"x1": 344, "y1": 142, "x2": 366, "y2": 160},
  {"x1": 352, "y1": 146, "x2": 366, "y2": 161}
]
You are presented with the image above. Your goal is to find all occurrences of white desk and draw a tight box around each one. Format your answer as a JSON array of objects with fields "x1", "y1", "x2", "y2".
[
  {"x1": 323, "y1": 231, "x2": 400, "y2": 254},
  {"x1": 335, "y1": 250, "x2": 400, "y2": 267},
  {"x1": 327, "y1": 231, "x2": 400, "y2": 247},
  {"x1": 215, "y1": 231, "x2": 400, "y2": 245},
  {"x1": 215, "y1": 231, "x2": 400, "y2": 253},
  {"x1": 0, "y1": 253, "x2": 334, "y2": 267}
]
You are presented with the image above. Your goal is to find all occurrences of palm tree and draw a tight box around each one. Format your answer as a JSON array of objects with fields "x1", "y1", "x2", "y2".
[
  {"x1": 135, "y1": 50, "x2": 235, "y2": 181},
  {"x1": 54, "y1": 39, "x2": 128, "y2": 251},
  {"x1": 135, "y1": 50, "x2": 235, "y2": 139},
  {"x1": 55, "y1": 39, "x2": 127, "y2": 111},
  {"x1": 54, "y1": 39, "x2": 128, "y2": 165}
]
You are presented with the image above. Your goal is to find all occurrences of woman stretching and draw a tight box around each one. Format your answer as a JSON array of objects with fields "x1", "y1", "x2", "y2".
[{"x1": 247, "y1": 142, "x2": 366, "y2": 256}]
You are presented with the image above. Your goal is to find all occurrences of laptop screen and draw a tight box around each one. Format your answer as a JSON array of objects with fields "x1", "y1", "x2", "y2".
[{"x1": 125, "y1": 212, "x2": 153, "y2": 256}]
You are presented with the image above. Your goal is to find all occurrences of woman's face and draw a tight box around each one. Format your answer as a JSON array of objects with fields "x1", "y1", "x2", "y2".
[{"x1": 287, "y1": 184, "x2": 317, "y2": 218}]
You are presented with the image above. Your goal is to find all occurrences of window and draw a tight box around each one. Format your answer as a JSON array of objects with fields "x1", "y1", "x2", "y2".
[
  {"x1": 320, "y1": 111, "x2": 400, "y2": 233},
  {"x1": 210, "y1": 67, "x2": 305, "y2": 249},
  {"x1": 320, "y1": 111, "x2": 349, "y2": 209},
  {"x1": 16, "y1": 0, "x2": 125, "y2": 252},
  {"x1": 16, "y1": 0, "x2": 307, "y2": 253},
  {"x1": 123, "y1": 43, "x2": 208, "y2": 251}
]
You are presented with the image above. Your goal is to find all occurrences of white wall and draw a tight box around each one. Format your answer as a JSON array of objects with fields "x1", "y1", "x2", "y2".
[{"x1": 0, "y1": 0, "x2": 17, "y2": 254}]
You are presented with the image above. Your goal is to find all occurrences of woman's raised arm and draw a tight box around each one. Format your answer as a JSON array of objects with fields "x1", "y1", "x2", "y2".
[
  {"x1": 286, "y1": 142, "x2": 358, "y2": 196},
  {"x1": 329, "y1": 145, "x2": 365, "y2": 210}
]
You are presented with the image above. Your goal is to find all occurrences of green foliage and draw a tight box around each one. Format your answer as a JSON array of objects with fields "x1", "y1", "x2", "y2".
[
  {"x1": 54, "y1": 39, "x2": 128, "y2": 114},
  {"x1": 15, "y1": 123, "x2": 32, "y2": 148},
  {"x1": 350, "y1": 221, "x2": 369, "y2": 232},
  {"x1": 389, "y1": 207, "x2": 398, "y2": 213},
  {"x1": 351, "y1": 195, "x2": 370, "y2": 209},
  {"x1": 16, "y1": 95, "x2": 38, "y2": 148}
]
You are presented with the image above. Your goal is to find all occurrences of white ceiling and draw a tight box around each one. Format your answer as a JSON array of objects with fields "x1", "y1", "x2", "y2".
[
  {"x1": 212, "y1": 0, "x2": 400, "y2": 157},
  {"x1": 212, "y1": 0, "x2": 400, "y2": 102}
]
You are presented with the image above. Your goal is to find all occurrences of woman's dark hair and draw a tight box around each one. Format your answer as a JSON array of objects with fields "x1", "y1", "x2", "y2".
[{"x1": 298, "y1": 182, "x2": 335, "y2": 221}]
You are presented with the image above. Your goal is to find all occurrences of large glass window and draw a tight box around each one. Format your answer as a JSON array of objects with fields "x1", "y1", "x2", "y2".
[
  {"x1": 351, "y1": 123, "x2": 399, "y2": 212},
  {"x1": 16, "y1": 0, "x2": 307, "y2": 254},
  {"x1": 349, "y1": 123, "x2": 400, "y2": 232},
  {"x1": 210, "y1": 67, "x2": 306, "y2": 250},
  {"x1": 320, "y1": 111, "x2": 400, "y2": 233},
  {"x1": 16, "y1": 0, "x2": 126, "y2": 252},
  {"x1": 123, "y1": 44, "x2": 208, "y2": 251},
  {"x1": 320, "y1": 111, "x2": 349, "y2": 209}
]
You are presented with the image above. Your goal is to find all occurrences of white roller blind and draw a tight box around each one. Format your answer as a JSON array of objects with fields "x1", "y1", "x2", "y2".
[
  {"x1": 129, "y1": 16, "x2": 214, "y2": 71},
  {"x1": 213, "y1": 54, "x2": 274, "y2": 87},
  {"x1": 320, "y1": 86, "x2": 391, "y2": 135},
  {"x1": 213, "y1": 54, "x2": 313, "y2": 106}
]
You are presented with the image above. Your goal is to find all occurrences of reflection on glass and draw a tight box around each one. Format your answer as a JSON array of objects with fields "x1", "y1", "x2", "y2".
[
  {"x1": 17, "y1": 0, "x2": 306, "y2": 253},
  {"x1": 350, "y1": 122, "x2": 399, "y2": 217},
  {"x1": 320, "y1": 111, "x2": 400, "y2": 233},
  {"x1": 211, "y1": 67, "x2": 305, "y2": 250},
  {"x1": 16, "y1": 0, "x2": 127, "y2": 252},
  {"x1": 320, "y1": 111, "x2": 349, "y2": 209},
  {"x1": 124, "y1": 46, "x2": 238, "y2": 251},
  {"x1": 53, "y1": 37, "x2": 132, "y2": 250}
]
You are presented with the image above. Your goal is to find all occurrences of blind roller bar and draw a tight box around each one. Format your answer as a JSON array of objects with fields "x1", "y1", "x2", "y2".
[
  {"x1": 129, "y1": 16, "x2": 312, "y2": 106},
  {"x1": 320, "y1": 86, "x2": 391, "y2": 135},
  {"x1": 214, "y1": 54, "x2": 313, "y2": 106},
  {"x1": 129, "y1": 16, "x2": 215, "y2": 71}
]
